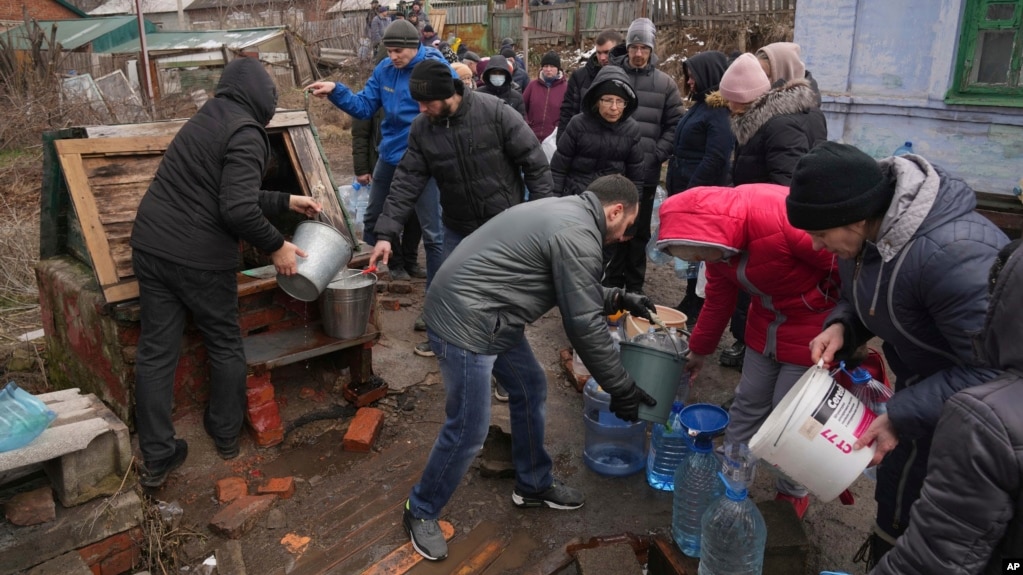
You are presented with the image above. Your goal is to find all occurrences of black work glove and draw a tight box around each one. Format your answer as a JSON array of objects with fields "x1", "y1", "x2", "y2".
[
  {"x1": 620, "y1": 292, "x2": 656, "y2": 321},
  {"x1": 608, "y1": 382, "x2": 657, "y2": 422}
]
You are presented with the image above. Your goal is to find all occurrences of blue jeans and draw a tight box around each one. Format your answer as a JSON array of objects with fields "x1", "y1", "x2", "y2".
[
  {"x1": 363, "y1": 158, "x2": 444, "y2": 289},
  {"x1": 407, "y1": 331, "x2": 553, "y2": 519}
]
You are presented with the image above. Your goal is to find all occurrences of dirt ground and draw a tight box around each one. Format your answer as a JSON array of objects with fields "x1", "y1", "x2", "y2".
[{"x1": 0, "y1": 35, "x2": 876, "y2": 574}]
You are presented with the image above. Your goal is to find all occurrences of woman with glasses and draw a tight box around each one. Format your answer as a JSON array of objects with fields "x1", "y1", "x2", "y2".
[
  {"x1": 550, "y1": 65, "x2": 645, "y2": 198},
  {"x1": 656, "y1": 183, "x2": 839, "y2": 519}
]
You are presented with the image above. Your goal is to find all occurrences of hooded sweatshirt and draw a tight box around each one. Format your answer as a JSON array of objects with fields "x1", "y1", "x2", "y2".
[
  {"x1": 666, "y1": 51, "x2": 734, "y2": 192},
  {"x1": 756, "y1": 42, "x2": 822, "y2": 106},
  {"x1": 131, "y1": 57, "x2": 290, "y2": 270},
  {"x1": 478, "y1": 55, "x2": 526, "y2": 116}
]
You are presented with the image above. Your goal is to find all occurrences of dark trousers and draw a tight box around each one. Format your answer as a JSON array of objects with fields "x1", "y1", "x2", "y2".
[
  {"x1": 603, "y1": 184, "x2": 655, "y2": 292},
  {"x1": 389, "y1": 210, "x2": 423, "y2": 272},
  {"x1": 132, "y1": 249, "x2": 247, "y2": 463},
  {"x1": 731, "y1": 290, "x2": 751, "y2": 343}
]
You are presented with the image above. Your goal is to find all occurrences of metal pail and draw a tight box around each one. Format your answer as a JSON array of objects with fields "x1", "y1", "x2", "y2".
[
  {"x1": 277, "y1": 220, "x2": 353, "y2": 302},
  {"x1": 320, "y1": 269, "x2": 377, "y2": 339}
]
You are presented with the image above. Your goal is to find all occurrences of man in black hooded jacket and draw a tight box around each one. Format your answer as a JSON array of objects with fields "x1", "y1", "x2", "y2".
[{"x1": 130, "y1": 57, "x2": 321, "y2": 487}]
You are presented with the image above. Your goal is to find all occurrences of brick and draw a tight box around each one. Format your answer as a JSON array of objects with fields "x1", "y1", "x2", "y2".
[
  {"x1": 575, "y1": 543, "x2": 644, "y2": 575},
  {"x1": 258, "y1": 477, "x2": 296, "y2": 500},
  {"x1": 5, "y1": 485, "x2": 56, "y2": 526},
  {"x1": 246, "y1": 382, "x2": 275, "y2": 407},
  {"x1": 377, "y1": 296, "x2": 401, "y2": 311},
  {"x1": 98, "y1": 547, "x2": 139, "y2": 575},
  {"x1": 77, "y1": 528, "x2": 141, "y2": 566},
  {"x1": 342, "y1": 407, "x2": 384, "y2": 453},
  {"x1": 247, "y1": 399, "x2": 282, "y2": 432},
  {"x1": 209, "y1": 495, "x2": 277, "y2": 539},
  {"x1": 387, "y1": 280, "x2": 412, "y2": 294},
  {"x1": 214, "y1": 540, "x2": 246, "y2": 575},
  {"x1": 251, "y1": 426, "x2": 284, "y2": 447},
  {"x1": 216, "y1": 477, "x2": 249, "y2": 503}
]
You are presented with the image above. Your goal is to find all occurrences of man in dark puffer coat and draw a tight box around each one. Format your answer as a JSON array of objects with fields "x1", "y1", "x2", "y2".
[
  {"x1": 870, "y1": 239, "x2": 1023, "y2": 575},
  {"x1": 551, "y1": 65, "x2": 645, "y2": 197},
  {"x1": 130, "y1": 57, "x2": 321, "y2": 486},
  {"x1": 604, "y1": 17, "x2": 683, "y2": 293}
]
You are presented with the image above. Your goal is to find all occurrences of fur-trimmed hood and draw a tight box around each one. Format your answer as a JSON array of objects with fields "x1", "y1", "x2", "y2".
[
  {"x1": 730, "y1": 79, "x2": 818, "y2": 145},
  {"x1": 705, "y1": 91, "x2": 729, "y2": 109}
]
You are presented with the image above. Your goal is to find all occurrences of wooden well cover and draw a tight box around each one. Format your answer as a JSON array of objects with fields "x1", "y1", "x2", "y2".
[{"x1": 54, "y1": 111, "x2": 352, "y2": 304}]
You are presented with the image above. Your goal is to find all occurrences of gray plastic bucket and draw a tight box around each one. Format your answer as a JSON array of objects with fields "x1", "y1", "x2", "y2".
[
  {"x1": 618, "y1": 340, "x2": 687, "y2": 424},
  {"x1": 277, "y1": 220, "x2": 353, "y2": 302},
  {"x1": 320, "y1": 270, "x2": 377, "y2": 339}
]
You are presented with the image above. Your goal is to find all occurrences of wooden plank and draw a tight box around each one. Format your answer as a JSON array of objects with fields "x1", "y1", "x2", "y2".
[
  {"x1": 55, "y1": 136, "x2": 173, "y2": 155},
  {"x1": 358, "y1": 521, "x2": 455, "y2": 575},
  {"x1": 286, "y1": 125, "x2": 355, "y2": 244},
  {"x1": 81, "y1": 110, "x2": 311, "y2": 139},
  {"x1": 450, "y1": 535, "x2": 505, "y2": 574},
  {"x1": 53, "y1": 150, "x2": 122, "y2": 299},
  {"x1": 243, "y1": 323, "x2": 380, "y2": 370}
]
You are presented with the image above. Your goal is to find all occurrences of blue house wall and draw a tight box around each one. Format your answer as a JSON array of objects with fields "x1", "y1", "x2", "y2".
[{"x1": 795, "y1": 0, "x2": 1023, "y2": 195}]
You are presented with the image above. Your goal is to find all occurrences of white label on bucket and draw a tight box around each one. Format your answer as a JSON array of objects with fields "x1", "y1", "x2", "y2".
[{"x1": 800, "y1": 381, "x2": 877, "y2": 453}]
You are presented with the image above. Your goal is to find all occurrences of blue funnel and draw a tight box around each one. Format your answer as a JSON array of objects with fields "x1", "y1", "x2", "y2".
[{"x1": 680, "y1": 403, "x2": 728, "y2": 452}]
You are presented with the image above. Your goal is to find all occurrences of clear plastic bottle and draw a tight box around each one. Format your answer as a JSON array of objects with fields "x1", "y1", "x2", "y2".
[
  {"x1": 647, "y1": 400, "x2": 688, "y2": 490},
  {"x1": 698, "y1": 471, "x2": 767, "y2": 575},
  {"x1": 572, "y1": 349, "x2": 591, "y2": 381},
  {"x1": 847, "y1": 367, "x2": 892, "y2": 416},
  {"x1": 647, "y1": 186, "x2": 672, "y2": 265},
  {"x1": 893, "y1": 141, "x2": 913, "y2": 156},
  {"x1": 671, "y1": 433, "x2": 724, "y2": 557},
  {"x1": 631, "y1": 327, "x2": 676, "y2": 353},
  {"x1": 674, "y1": 257, "x2": 689, "y2": 278}
]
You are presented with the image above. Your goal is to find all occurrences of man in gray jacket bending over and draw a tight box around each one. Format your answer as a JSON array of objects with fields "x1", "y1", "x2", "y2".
[{"x1": 399, "y1": 174, "x2": 659, "y2": 562}]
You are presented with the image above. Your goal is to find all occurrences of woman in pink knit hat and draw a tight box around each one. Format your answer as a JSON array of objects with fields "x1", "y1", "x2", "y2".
[{"x1": 714, "y1": 51, "x2": 828, "y2": 370}]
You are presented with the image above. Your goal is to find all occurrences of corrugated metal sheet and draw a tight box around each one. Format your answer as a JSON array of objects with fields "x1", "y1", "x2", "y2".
[
  {"x1": 100, "y1": 26, "x2": 285, "y2": 53},
  {"x1": 429, "y1": 0, "x2": 488, "y2": 25},
  {"x1": 88, "y1": 0, "x2": 196, "y2": 16},
  {"x1": 1, "y1": 16, "x2": 157, "y2": 51}
]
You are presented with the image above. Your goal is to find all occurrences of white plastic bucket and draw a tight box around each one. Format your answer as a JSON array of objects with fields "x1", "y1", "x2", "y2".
[{"x1": 749, "y1": 364, "x2": 877, "y2": 502}]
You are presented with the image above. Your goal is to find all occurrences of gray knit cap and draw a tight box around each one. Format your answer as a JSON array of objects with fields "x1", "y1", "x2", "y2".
[
  {"x1": 382, "y1": 20, "x2": 421, "y2": 49},
  {"x1": 626, "y1": 18, "x2": 656, "y2": 50}
]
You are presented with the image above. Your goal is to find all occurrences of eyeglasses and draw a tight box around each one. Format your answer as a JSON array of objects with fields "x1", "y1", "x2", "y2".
[{"x1": 599, "y1": 97, "x2": 626, "y2": 108}]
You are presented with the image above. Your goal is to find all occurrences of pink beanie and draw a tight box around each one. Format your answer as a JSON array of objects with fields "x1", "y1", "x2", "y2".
[{"x1": 719, "y1": 53, "x2": 772, "y2": 104}]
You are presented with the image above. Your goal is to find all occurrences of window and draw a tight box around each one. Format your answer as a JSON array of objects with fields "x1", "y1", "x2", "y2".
[{"x1": 947, "y1": 0, "x2": 1023, "y2": 106}]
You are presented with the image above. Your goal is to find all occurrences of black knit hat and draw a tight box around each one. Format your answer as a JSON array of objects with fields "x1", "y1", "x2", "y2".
[
  {"x1": 409, "y1": 59, "x2": 456, "y2": 101},
  {"x1": 787, "y1": 142, "x2": 895, "y2": 231},
  {"x1": 382, "y1": 20, "x2": 420, "y2": 49},
  {"x1": 540, "y1": 51, "x2": 561, "y2": 70}
]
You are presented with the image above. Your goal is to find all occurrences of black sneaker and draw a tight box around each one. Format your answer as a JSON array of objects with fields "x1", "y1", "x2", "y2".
[
  {"x1": 203, "y1": 410, "x2": 240, "y2": 460},
  {"x1": 493, "y1": 377, "x2": 508, "y2": 402},
  {"x1": 406, "y1": 265, "x2": 428, "y2": 279},
  {"x1": 390, "y1": 267, "x2": 411, "y2": 281},
  {"x1": 140, "y1": 439, "x2": 188, "y2": 488},
  {"x1": 403, "y1": 501, "x2": 448, "y2": 561},
  {"x1": 414, "y1": 314, "x2": 427, "y2": 332},
  {"x1": 719, "y1": 341, "x2": 746, "y2": 368},
  {"x1": 512, "y1": 480, "x2": 584, "y2": 510}
]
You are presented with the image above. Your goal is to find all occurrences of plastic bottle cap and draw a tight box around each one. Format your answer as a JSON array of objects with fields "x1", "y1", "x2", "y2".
[
  {"x1": 849, "y1": 368, "x2": 873, "y2": 385},
  {"x1": 352, "y1": 181, "x2": 361, "y2": 190}
]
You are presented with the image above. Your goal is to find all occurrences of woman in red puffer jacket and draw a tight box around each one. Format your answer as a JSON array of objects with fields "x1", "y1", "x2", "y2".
[{"x1": 656, "y1": 183, "x2": 838, "y2": 517}]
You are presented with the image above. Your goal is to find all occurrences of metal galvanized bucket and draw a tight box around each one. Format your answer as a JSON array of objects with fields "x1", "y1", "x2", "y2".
[
  {"x1": 277, "y1": 220, "x2": 353, "y2": 302},
  {"x1": 320, "y1": 269, "x2": 377, "y2": 339}
]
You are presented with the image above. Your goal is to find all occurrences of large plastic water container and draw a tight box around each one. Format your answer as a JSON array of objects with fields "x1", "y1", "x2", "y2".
[
  {"x1": 339, "y1": 181, "x2": 369, "y2": 240},
  {"x1": 698, "y1": 472, "x2": 766, "y2": 575},
  {"x1": 582, "y1": 378, "x2": 646, "y2": 477},
  {"x1": 671, "y1": 404, "x2": 729, "y2": 557}
]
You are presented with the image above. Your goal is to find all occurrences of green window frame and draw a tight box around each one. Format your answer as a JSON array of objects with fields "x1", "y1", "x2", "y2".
[{"x1": 946, "y1": 0, "x2": 1023, "y2": 106}]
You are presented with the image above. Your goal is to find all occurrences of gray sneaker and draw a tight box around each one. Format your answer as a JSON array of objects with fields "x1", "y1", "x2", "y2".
[
  {"x1": 413, "y1": 341, "x2": 435, "y2": 357},
  {"x1": 493, "y1": 377, "x2": 508, "y2": 402},
  {"x1": 403, "y1": 501, "x2": 448, "y2": 561},
  {"x1": 512, "y1": 480, "x2": 584, "y2": 510}
]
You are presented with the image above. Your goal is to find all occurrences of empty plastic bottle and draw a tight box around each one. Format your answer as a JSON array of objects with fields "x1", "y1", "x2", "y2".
[
  {"x1": 647, "y1": 186, "x2": 672, "y2": 265},
  {"x1": 671, "y1": 426, "x2": 725, "y2": 556},
  {"x1": 339, "y1": 180, "x2": 370, "y2": 240},
  {"x1": 846, "y1": 367, "x2": 892, "y2": 416},
  {"x1": 893, "y1": 141, "x2": 913, "y2": 156},
  {"x1": 647, "y1": 398, "x2": 688, "y2": 491},
  {"x1": 698, "y1": 446, "x2": 766, "y2": 575}
]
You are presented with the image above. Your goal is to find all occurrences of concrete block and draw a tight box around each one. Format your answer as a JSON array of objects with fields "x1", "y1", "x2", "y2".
[
  {"x1": 216, "y1": 477, "x2": 249, "y2": 503},
  {"x1": 342, "y1": 407, "x2": 383, "y2": 453},
  {"x1": 4, "y1": 485, "x2": 56, "y2": 526},
  {"x1": 0, "y1": 490, "x2": 142, "y2": 574},
  {"x1": 215, "y1": 540, "x2": 247, "y2": 575},
  {"x1": 209, "y1": 495, "x2": 276, "y2": 539},
  {"x1": 24, "y1": 551, "x2": 92, "y2": 575},
  {"x1": 0, "y1": 390, "x2": 132, "y2": 507},
  {"x1": 257, "y1": 477, "x2": 295, "y2": 500},
  {"x1": 758, "y1": 499, "x2": 809, "y2": 575},
  {"x1": 575, "y1": 543, "x2": 644, "y2": 575}
]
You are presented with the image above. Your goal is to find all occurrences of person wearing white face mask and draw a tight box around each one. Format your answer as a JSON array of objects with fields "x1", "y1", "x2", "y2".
[{"x1": 477, "y1": 54, "x2": 525, "y2": 116}]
